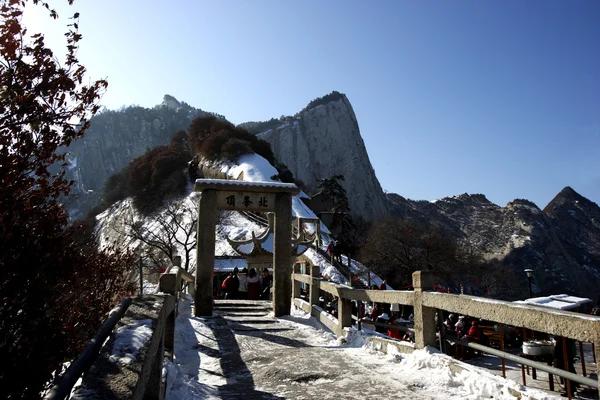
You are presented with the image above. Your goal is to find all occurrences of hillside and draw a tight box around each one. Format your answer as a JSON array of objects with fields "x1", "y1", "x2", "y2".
[
  {"x1": 387, "y1": 188, "x2": 600, "y2": 299},
  {"x1": 64, "y1": 95, "x2": 224, "y2": 219},
  {"x1": 96, "y1": 153, "x2": 384, "y2": 289}
]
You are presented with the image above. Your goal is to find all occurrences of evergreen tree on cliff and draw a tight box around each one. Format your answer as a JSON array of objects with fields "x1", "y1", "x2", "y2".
[{"x1": 0, "y1": 1, "x2": 134, "y2": 397}]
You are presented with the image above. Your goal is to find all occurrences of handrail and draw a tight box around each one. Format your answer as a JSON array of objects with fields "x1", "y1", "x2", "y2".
[
  {"x1": 44, "y1": 297, "x2": 132, "y2": 400},
  {"x1": 447, "y1": 336, "x2": 598, "y2": 389},
  {"x1": 292, "y1": 269, "x2": 600, "y2": 394}
]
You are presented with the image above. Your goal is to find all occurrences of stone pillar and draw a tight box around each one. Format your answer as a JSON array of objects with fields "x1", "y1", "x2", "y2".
[
  {"x1": 273, "y1": 192, "x2": 292, "y2": 317},
  {"x1": 144, "y1": 333, "x2": 164, "y2": 400},
  {"x1": 412, "y1": 270, "x2": 437, "y2": 349},
  {"x1": 292, "y1": 263, "x2": 302, "y2": 299},
  {"x1": 337, "y1": 297, "x2": 353, "y2": 337},
  {"x1": 310, "y1": 265, "x2": 320, "y2": 307},
  {"x1": 195, "y1": 190, "x2": 217, "y2": 317},
  {"x1": 172, "y1": 256, "x2": 181, "y2": 268},
  {"x1": 158, "y1": 273, "x2": 177, "y2": 296}
]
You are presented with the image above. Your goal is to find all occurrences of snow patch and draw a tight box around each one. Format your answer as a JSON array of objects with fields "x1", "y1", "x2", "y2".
[{"x1": 109, "y1": 319, "x2": 153, "y2": 365}]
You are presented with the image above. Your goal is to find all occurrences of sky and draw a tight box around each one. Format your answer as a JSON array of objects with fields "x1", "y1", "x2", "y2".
[{"x1": 23, "y1": 1, "x2": 600, "y2": 209}]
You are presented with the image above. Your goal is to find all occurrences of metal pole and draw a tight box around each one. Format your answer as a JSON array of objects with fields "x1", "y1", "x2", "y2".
[
  {"x1": 579, "y1": 341, "x2": 586, "y2": 377},
  {"x1": 448, "y1": 336, "x2": 597, "y2": 389},
  {"x1": 437, "y1": 309, "x2": 446, "y2": 354},
  {"x1": 562, "y1": 336, "x2": 572, "y2": 400},
  {"x1": 527, "y1": 277, "x2": 532, "y2": 298},
  {"x1": 499, "y1": 323, "x2": 506, "y2": 378},
  {"x1": 523, "y1": 327, "x2": 530, "y2": 375},
  {"x1": 139, "y1": 257, "x2": 144, "y2": 295}
]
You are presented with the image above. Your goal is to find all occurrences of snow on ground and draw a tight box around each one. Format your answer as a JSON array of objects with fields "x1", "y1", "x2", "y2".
[
  {"x1": 165, "y1": 298, "x2": 559, "y2": 400},
  {"x1": 109, "y1": 319, "x2": 153, "y2": 365}
]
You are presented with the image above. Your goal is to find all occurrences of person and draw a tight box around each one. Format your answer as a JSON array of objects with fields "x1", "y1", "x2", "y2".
[
  {"x1": 387, "y1": 317, "x2": 402, "y2": 340},
  {"x1": 455, "y1": 316, "x2": 467, "y2": 338},
  {"x1": 223, "y1": 267, "x2": 240, "y2": 299},
  {"x1": 444, "y1": 314, "x2": 458, "y2": 337},
  {"x1": 332, "y1": 240, "x2": 342, "y2": 264},
  {"x1": 260, "y1": 268, "x2": 272, "y2": 300},
  {"x1": 370, "y1": 303, "x2": 381, "y2": 320},
  {"x1": 375, "y1": 313, "x2": 389, "y2": 334},
  {"x1": 467, "y1": 320, "x2": 483, "y2": 343},
  {"x1": 247, "y1": 268, "x2": 260, "y2": 300},
  {"x1": 553, "y1": 336, "x2": 579, "y2": 391},
  {"x1": 378, "y1": 280, "x2": 387, "y2": 290},
  {"x1": 238, "y1": 267, "x2": 248, "y2": 300}
]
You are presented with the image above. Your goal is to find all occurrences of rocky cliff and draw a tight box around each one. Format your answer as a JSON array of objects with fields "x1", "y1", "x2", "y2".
[
  {"x1": 64, "y1": 95, "x2": 223, "y2": 218},
  {"x1": 387, "y1": 187, "x2": 600, "y2": 299},
  {"x1": 243, "y1": 92, "x2": 389, "y2": 220}
]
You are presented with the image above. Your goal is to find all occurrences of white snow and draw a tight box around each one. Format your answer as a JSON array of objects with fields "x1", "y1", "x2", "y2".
[
  {"x1": 213, "y1": 257, "x2": 247, "y2": 272},
  {"x1": 165, "y1": 299, "x2": 560, "y2": 400},
  {"x1": 218, "y1": 153, "x2": 329, "y2": 229},
  {"x1": 109, "y1": 319, "x2": 153, "y2": 365},
  {"x1": 515, "y1": 295, "x2": 593, "y2": 310}
]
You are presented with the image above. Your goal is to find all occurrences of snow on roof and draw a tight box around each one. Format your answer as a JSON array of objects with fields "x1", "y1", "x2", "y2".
[
  {"x1": 194, "y1": 178, "x2": 299, "y2": 192},
  {"x1": 219, "y1": 153, "x2": 325, "y2": 224},
  {"x1": 214, "y1": 257, "x2": 247, "y2": 272},
  {"x1": 515, "y1": 295, "x2": 593, "y2": 310},
  {"x1": 549, "y1": 294, "x2": 593, "y2": 305}
]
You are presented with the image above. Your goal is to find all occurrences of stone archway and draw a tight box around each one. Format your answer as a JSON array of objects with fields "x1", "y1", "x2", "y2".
[{"x1": 193, "y1": 179, "x2": 300, "y2": 317}]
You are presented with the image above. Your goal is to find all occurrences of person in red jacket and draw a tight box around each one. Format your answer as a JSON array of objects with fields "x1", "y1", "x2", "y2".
[
  {"x1": 378, "y1": 280, "x2": 387, "y2": 290},
  {"x1": 467, "y1": 320, "x2": 482, "y2": 342}
]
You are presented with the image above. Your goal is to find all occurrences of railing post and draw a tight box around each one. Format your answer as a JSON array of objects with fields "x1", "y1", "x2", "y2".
[
  {"x1": 412, "y1": 270, "x2": 437, "y2": 349},
  {"x1": 310, "y1": 265, "x2": 320, "y2": 307},
  {"x1": 292, "y1": 263, "x2": 302, "y2": 299},
  {"x1": 337, "y1": 296, "x2": 353, "y2": 337},
  {"x1": 144, "y1": 333, "x2": 165, "y2": 400}
]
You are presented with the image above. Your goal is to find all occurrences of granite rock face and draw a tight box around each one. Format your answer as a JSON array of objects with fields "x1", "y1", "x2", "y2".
[
  {"x1": 253, "y1": 95, "x2": 389, "y2": 220},
  {"x1": 64, "y1": 95, "x2": 222, "y2": 218},
  {"x1": 387, "y1": 188, "x2": 600, "y2": 299}
]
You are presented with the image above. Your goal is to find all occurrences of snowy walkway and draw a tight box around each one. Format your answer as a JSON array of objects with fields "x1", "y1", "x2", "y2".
[{"x1": 165, "y1": 299, "x2": 561, "y2": 400}]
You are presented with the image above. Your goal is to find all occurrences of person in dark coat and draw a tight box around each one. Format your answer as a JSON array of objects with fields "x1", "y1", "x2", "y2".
[
  {"x1": 247, "y1": 267, "x2": 261, "y2": 300},
  {"x1": 260, "y1": 268, "x2": 272, "y2": 300},
  {"x1": 224, "y1": 267, "x2": 240, "y2": 299}
]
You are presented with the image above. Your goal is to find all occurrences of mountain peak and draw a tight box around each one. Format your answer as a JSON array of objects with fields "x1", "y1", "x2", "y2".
[
  {"x1": 161, "y1": 94, "x2": 182, "y2": 110},
  {"x1": 298, "y1": 91, "x2": 347, "y2": 115},
  {"x1": 543, "y1": 186, "x2": 591, "y2": 213}
]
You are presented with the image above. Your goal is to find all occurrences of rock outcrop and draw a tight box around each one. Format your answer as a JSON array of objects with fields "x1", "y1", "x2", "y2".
[
  {"x1": 387, "y1": 188, "x2": 600, "y2": 299},
  {"x1": 64, "y1": 95, "x2": 223, "y2": 218},
  {"x1": 247, "y1": 93, "x2": 389, "y2": 220}
]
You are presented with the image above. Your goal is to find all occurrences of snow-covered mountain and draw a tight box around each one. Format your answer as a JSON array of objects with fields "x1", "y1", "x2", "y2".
[
  {"x1": 96, "y1": 153, "x2": 385, "y2": 289},
  {"x1": 387, "y1": 187, "x2": 600, "y2": 299}
]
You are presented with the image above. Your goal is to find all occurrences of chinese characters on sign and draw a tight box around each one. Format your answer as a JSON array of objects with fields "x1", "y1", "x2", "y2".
[{"x1": 217, "y1": 192, "x2": 276, "y2": 212}]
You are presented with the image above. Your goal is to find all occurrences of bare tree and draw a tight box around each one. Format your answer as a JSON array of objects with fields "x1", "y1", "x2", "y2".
[
  {"x1": 114, "y1": 196, "x2": 198, "y2": 271},
  {"x1": 359, "y1": 217, "x2": 458, "y2": 287}
]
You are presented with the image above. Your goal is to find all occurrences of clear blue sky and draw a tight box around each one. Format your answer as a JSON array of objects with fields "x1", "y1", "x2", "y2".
[{"x1": 25, "y1": 1, "x2": 600, "y2": 209}]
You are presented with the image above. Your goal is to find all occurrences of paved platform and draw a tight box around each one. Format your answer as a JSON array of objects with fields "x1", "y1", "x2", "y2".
[{"x1": 167, "y1": 299, "x2": 565, "y2": 400}]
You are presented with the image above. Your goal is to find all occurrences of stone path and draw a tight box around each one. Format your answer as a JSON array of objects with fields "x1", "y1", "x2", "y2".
[
  {"x1": 168, "y1": 299, "x2": 563, "y2": 400},
  {"x1": 172, "y1": 300, "x2": 429, "y2": 399}
]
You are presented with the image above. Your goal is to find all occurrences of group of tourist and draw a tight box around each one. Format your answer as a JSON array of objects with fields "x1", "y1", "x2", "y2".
[
  {"x1": 326, "y1": 239, "x2": 343, "y2": 264},
  {"x1": 220, "y1": 267, "x2": 272, "y2": 300}
]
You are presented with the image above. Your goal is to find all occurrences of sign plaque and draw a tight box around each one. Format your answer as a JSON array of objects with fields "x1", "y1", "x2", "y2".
[{"x1": 216, "y1": 191, "x2": 276, "y2": 212}]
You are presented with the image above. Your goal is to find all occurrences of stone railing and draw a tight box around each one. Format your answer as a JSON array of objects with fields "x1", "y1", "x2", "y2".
[
  {"x1": 53, "y1": 263, "x2": 192, "y2": 400},
  {"x1": 292, "y1": 266, "x2": 600, "y2": 394}
]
